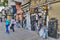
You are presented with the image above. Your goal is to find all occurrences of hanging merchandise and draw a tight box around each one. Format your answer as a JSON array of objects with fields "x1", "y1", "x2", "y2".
[
  {"x1": 48, "y1": 3, "x2": 51, "y2": 10},
  {"x1": 7, "y1": 16, "x2": 10, "y2": 20},
  {"x1": 41, "y1": 6, "x2": 46, "y2": 11},
  {"x1": 15, "y1": 2, "x2": 23, "y2": 28},
  {"x1": 36, "y1": 14, "x2": 38, "y2": 22},
  {"x1": 31, "y1": 14, "x2": 36, "y2": 21},
  {"x1": 38, "y1": 13, "x2": 43, "y2": 16},
  {"x1": 46, "y1": 15, "x2": 49, "y2": 28},
  {"x1": 38, "y1": 7, "x2": 42, "y2": 13},
  {"x1": 13, "y1": 6, "x2": 17, "y2": 14},
  {"x1": 0, "y1": 12, "x2": 2, "y2": 22},
  {"x1": 34, "y1": 7, "x2": 38, "y2": 13},
  {"x1": 31, "y1": 14, "x2": 36, "y2": 31},
  {"x1": 26, "y1": 12, "x2": 31, "y2": 31},
  {"x1": 38, "y1": 15, "x2": 43, "y2": 31},
  {"x1": 30, "y1": 8, "x2": 34, "y2": 14},
  {"x1": 30, "y1": 0, "x2": 36, "y2": 8},
  {"x1": 36, "y1": 0, "x2": 40, "y2": 7},
  {"x1": 31, "y1": 21, "x2": 36, "y2": 31},
  {"x1": 10, "y1": 8, "x2": 13, "y2": 14},
  {"x1": 41, "y1": 10, "x2": 46, "y2": 20},
  {"x1": 39, "y1": 25, "x2": 48, "y2": 39}
]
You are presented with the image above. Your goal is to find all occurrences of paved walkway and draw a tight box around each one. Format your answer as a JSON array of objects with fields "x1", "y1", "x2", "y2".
[
  {"x1": 0, "y1": 22, "x2": 60, "y2": 40},
  {"x1": 0, "y1": 22, "x2": 42, "y2": 40}
]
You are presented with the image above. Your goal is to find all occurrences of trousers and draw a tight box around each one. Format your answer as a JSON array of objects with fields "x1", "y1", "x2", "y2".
[{"x1": 6, "y1": 25, "x2": 9, "y2": 33}]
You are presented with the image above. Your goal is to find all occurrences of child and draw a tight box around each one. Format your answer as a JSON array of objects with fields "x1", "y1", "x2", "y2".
[
  {"x1": 5, "y1": 18, "x2": 10, "y2": 33},
  {"x1": 10, "y1": 17, "x2": 16, "y2": 32}
]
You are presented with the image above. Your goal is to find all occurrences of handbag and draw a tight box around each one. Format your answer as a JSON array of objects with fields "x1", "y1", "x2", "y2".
[{"x1": 10, "y1": 26, "x2": 12, "y2": 29}]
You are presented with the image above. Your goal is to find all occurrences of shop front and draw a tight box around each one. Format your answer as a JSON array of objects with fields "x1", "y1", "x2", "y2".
[{"x1": 49, "y1": 2, "x2": 60, "y2": 34}]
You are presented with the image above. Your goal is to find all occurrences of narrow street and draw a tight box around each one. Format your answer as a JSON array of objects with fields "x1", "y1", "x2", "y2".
[
  {"x1": 0, "y1": 22, "x2": 60, "y2": 40},
  {"x1": 0, "y1": 22, "x2": 39, "y2": 40},
  {"x1": 0, "y1": 0, "x2": 60, "y2": 40}
]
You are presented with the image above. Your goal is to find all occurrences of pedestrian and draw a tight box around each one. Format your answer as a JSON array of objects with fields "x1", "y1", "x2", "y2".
[
  {"x1": 5, "y1": 18, "x2": 10, "y2": 33},
  {"x1": 10, "y1": 17, "x2": 16, "y2": 32}
]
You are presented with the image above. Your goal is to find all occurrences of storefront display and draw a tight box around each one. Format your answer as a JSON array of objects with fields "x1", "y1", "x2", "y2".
[
  {"x1": 15, "y1": 1, "x2": 22, "y2": 20},
  {"x1": 2, "y1": 10, "x2": 6, "y2": 21},
  {"x1": 7, "y1": 15, "x2": 11, "y2": 20},
  {"x1": 30, "y1": 8, "x2": 34, "y2": 14},
  {"x1": 26, "y1": 11, "x2": 31, "y2": 30}
]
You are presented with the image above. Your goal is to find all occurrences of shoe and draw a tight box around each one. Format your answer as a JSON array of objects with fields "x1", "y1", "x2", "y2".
[{"x1": 6, "y1": 31, "x2": 10, "y2": 34}]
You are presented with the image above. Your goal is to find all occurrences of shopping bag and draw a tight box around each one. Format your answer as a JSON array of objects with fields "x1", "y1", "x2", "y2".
[{"x1": 10, "y1": 26, "x2": 13, "y2": 29}]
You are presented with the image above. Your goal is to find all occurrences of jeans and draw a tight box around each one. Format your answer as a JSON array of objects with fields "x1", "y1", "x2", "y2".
[
  {"x1": 11, "y1": 24, "x2": 15, "y2": 32},
  {"x1": 6, "y1": 25, "x2": 9, "y2": 33}
]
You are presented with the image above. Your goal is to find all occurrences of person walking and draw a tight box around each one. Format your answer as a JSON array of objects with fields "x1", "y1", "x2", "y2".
[
  {"x1": 10, "y1": 17, "x2": 16, "y2": 32},
  {"x1": 5, "y1": 18, "x2": 10, "y2": 33}
]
